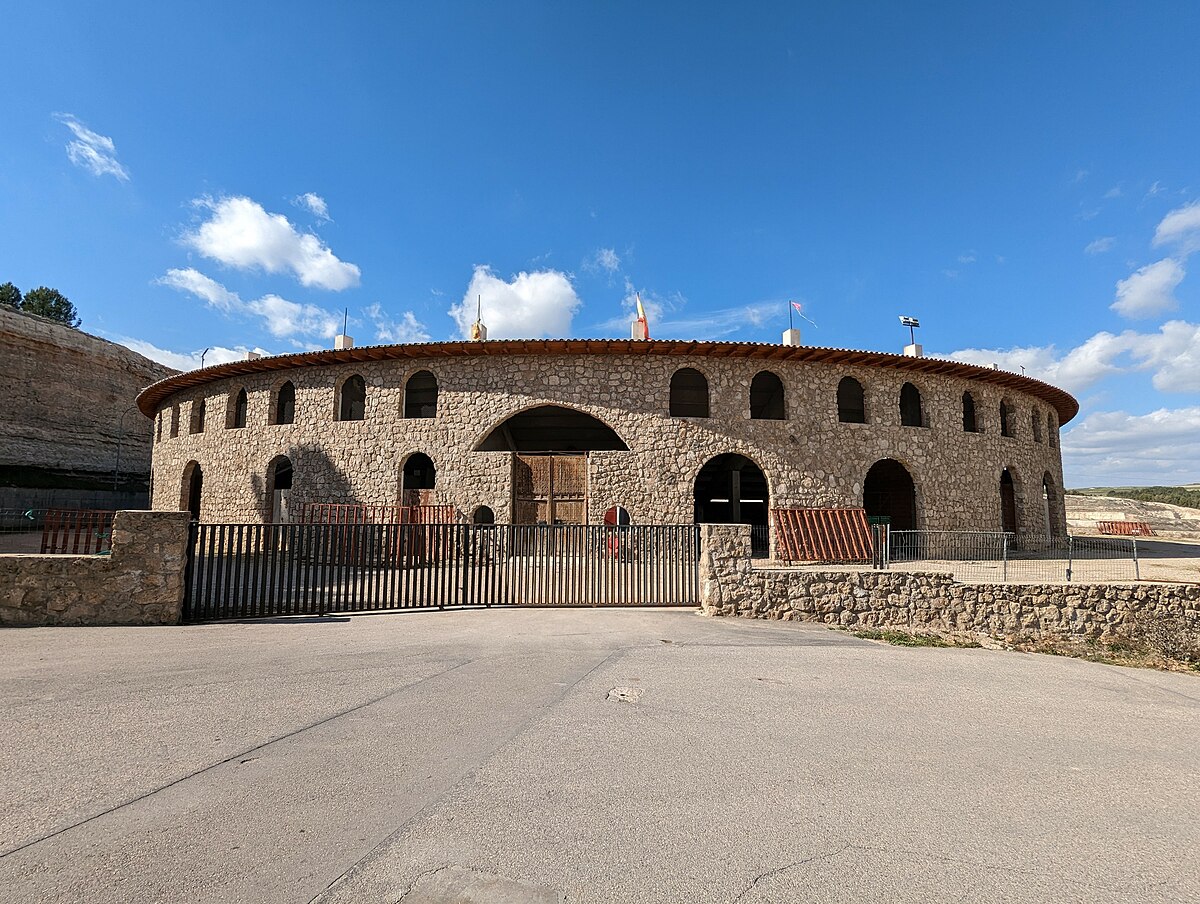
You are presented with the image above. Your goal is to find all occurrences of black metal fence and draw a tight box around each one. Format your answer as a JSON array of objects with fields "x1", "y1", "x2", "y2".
[{"x1": 185, "y1": 522, "x2": 700, "y2": 621}]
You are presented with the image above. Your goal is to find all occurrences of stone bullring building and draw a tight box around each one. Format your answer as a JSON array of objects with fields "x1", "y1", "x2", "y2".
[{"x1": 137, "y1": 338, "x2": 1077, "y2": 540}]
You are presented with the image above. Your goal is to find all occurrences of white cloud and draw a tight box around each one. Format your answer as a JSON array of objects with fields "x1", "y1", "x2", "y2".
[
  {"x1": 293, "y1": 192, "x2": 330, "y2": 222},
  {"x1": 591, "y1": 248, "x2": 621, "y2": 274},
  {"x1": 941, "y1": 320, "x2": 1200, "y2": 396},
  {"x1": 1084, "y1": 236, "x2": 1115, "y2": 255},
  {"x1": 957, "y1": 251, "x2": 977, "y2": 264},
  {"x1": 449, "y1": 265, "x2": 582, "y2": 339},
  {"x1": 53, "y1": 113, "x2": 129, "y2": 181},
  {"x1": 183, "y1": 196, "x2": 360, "y2": 290},
  {"x1": 590, "y1": 282, "x2": 779, "y2": 341},
  {"x1": 1062, "y1": 407, "x2": 1200, "y2": 487},
  {"x1": 1103, "y1": 184, "x2": 1123, "y2": 199},
  {"x1": 1152, "y1": 199, "x2": 1200, "y2": 255},
  {"x1": 1127, "y1": 320, "x2": 1200, "y2": 393},
  {"x1": 365, "y1": 304, "x2": 431, "y2": 343},
  {"x1": 1111, "y1": 258, "x2": 1184, "y2": 318},
  {"x1": 117, "y1": 337, "x2": 268, "y2": 371},
  {"x1": 157, "y1": 267, "x2": 340, "y2": 340}
]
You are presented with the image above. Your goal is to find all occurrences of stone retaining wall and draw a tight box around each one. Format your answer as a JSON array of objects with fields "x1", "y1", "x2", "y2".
[
  {"x1": 699, "y1": 524, "x2": 1200, "y2": 640},
  {"x1": 0, "y1": 511, "x2": 191, "y2": 627}
]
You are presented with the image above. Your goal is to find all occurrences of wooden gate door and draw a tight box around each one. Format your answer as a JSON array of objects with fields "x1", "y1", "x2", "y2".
[{"x1": 513, "y1": 453, "x2": 587, "y2": 524}]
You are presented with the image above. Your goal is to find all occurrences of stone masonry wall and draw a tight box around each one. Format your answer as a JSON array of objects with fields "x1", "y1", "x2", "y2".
[
  {"x1": 148, "y1": 350, "x2": 1068, "y2": 533},
  {"x1": 699, "y1": 524, "x2": 1200, "y2": 641},
  {"x1": 0, "y1": 511, "x2": 191, "y2": 627}
]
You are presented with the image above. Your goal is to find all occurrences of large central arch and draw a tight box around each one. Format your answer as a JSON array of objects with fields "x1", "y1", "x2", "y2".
[{"x1": 475, "y1": 405, "x2": 629, "y2": 452}]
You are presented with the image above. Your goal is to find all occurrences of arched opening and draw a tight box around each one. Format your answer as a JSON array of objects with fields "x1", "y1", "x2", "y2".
[
  {"x1": 170, "y1": 405, "x2": 179, "y2": 438},
  {"x1": 476, "y1": 405, "x2": 629, "y2": 452},
  {"x1": 404, "y1": 370, "x2": 438, "y2": 419},
  {"x1": 603, "y1": 505, "x2": 631, "y2": 526},
  {"x1": 962, "y1": 392, "x2": 978, "y2": 432},
  {"x1": 181, "y1": 461, "x2": 203, "y2": 521},
  {"x1": 693, "y1": 455, "x2": 769, "y2": 556},
  {"x1": 156, "y1": 413, "x2": 162, "y2": 442},
  {"x1": 749, "y1": 371, "x2": 785, "y2": 420},
  {"x1": 1042, "y1": 472, "x2": 1064, "y2": 537},
  {"x1": 479, "y1": 406, "x2": 628, "y2": 526},
  {"x1": 228, "y1": 388, "x2": 248, "y2": 429},
  {"x1": 837, "y1": 377, "x2": 866, "y2": 423},
  {"x1": 190, "y1": 398, "x2": 206, "y2": 434},
  {"x1": 1000, "y1": 468, "x2": 1018, "y2": 533},
  {"x1": 268, "y1": 455, "x2": 293, "y2": 523},
  {"x1": 401, "y1": 452, "x2": 436, "y2": 507},
  {"x1": 863, "y1": 459, "x2": 917, "y2": 530},
  {"x1": 1000, "y1": 399, "x2": 1014, "y2": 438},
  {"x1": 670, "y1": 368, "x2": 710, "y2": 418},
  {"x1": 472, "y1": 505, "x2": 495, "y2": 525},
  {"x1": 274, "y1": 381, "x2": 295, "y2": 426},
  {"x1": 1048, "y1": 416, "x2": 1059, "y2": 448},
  {"x1": 1031, "y1": 410, "x2": 1043, "y2": 443},
  {"x1": 339, "y1": 375, "x2": 366, "y2": 421},
  {"x1": 899, "y1": 383, "x2": 923, "y2": 427}
]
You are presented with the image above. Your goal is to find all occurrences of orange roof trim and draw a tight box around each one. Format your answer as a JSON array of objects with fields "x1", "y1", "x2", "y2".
[{"x1": 136, "y1": 338, "x2": 1080, "y2": 423}]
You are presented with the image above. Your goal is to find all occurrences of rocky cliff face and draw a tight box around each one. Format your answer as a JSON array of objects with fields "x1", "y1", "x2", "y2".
[{"x1": 0, "y1": 306, "x2": 176, "y2": 508}]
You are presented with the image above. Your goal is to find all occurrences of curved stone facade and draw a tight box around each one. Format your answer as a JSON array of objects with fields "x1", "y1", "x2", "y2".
[{"x1": 141, "y1": 340, "x2": 1075, "y2": 535}]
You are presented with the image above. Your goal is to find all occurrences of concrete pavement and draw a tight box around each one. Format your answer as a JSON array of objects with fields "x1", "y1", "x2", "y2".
[{"x1": 1, "y1": 608, "x2": 1197, "y2": 903}]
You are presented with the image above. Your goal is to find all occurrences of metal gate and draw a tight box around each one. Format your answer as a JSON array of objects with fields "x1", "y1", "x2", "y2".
[{"x1": 183, "y1": 522, "x2": 699, "y2": 621}]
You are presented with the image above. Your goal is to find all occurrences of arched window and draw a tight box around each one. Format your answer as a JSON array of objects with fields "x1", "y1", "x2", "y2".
[
  {"x1": 170, "y1": 405, "x2": 179, "y2": 438},
  {"x1": 962, "y1": 392, "x2": 978, "y2": 433},
  {"x1": 1048, "y1": 416, "x2": 1059, "y2": 448},
  {"x1": 404, "y1": 370, "x2": 438, "y2": 418},
  {"x1": 837, "y1": 377, "x2": 866, "y2": 423},
  {"x1": 1000, "y1": 468, "x2": 1018, "y2": 533},
  {"x1": 472, "y1": 505, "x2": 495, "y2": 525},
  {"x1": 749, "y1": 371, "x2": 785, "y2": 420},
  {"x1": 899, "y1": 383, "x2": 923, "y2": 427},
  {"x1": 338, "y1": 375, "x2": 366, "y2": 421},
  {"x1": 156, "y1": 412, "x2": 162, "y2": 441},
  {"x1": 1000, "y1": 399, "x2": 1015, "y2": 437},
  {"x1": 181, "y1": 460, "x2": 203, "y2": 520},
  {"x1": 189, "y1": 398, "x2": 206, "y2": 434},
  {"x1": 1031, "y1": 410, "x2": 1043, "y2": 443},
  {"x1": 669, "y1": 368, "x2": 709, "y2": 418},
  {"x1": 274, "y1": 381, "x2": 295, "y2": 426},
  {"x1": 863, "y1": 459, "x2": 917, "y2": 530},
  {"x1": 267, "y1": 456, "x2": 293, "y2": 523},
  {"x1": 228, "y1": 388, "x2": 248, "y2": 429}
]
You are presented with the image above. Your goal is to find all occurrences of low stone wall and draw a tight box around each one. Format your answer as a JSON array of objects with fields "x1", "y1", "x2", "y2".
[
  {"x1": 0, "y1": 511, "x2": 191, "y2": 627},
  {"x1": 700, "y1": 525, "x2": 1200, "y2": 641}
]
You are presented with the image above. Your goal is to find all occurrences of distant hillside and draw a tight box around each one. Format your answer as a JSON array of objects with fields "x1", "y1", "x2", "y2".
[
  {"x1": 1068, "y1": 485, "x2": 1200, "y2": 509},
  {"x1": 1065, "y1": 494, "x2": 1200, "y2": 539}
]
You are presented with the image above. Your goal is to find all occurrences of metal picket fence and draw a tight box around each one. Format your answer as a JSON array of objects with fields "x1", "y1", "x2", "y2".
[{"x1": 884, "y1": 531, "x2": 1140, "y2": 583}]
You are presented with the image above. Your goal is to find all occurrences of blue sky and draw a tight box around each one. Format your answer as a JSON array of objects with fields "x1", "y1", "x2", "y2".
[{"x1": 2, "y1": 2, "x2": 1198, "y2": 487}]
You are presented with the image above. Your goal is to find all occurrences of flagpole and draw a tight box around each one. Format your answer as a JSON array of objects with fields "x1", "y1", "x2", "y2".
[{"x1": 788, "y1": 300, "x2": 794, "y2": 332}]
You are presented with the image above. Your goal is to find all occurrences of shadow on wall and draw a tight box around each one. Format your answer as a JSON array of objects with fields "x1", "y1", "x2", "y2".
[{"x1": 248, "y1": 444, "x2": 358, "y2": 523}]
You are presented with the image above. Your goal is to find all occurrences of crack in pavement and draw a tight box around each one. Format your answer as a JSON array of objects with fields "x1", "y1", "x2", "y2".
[
  {"x1": 309, "y1": 645, "x2": 631, "y2": 904},
  {"x1": 0, "y1": 658, "x2": 471, "y2": 861},
  {"x1": 731, "y1": 844, "x2": 854, "y2": 902}
]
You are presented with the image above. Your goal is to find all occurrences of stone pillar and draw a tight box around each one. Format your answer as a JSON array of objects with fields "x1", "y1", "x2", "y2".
[
  {"x1": 698, "y1": 523, "x2": 752, "y2": 616},
  {"x1": 107, "y1": 510, "x2": 193, "y2": 625}
]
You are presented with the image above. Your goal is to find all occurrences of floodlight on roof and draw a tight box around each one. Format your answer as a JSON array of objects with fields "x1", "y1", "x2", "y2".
[{"x1": 899, "y1": 316, "x2": 920, "y2": 328}]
